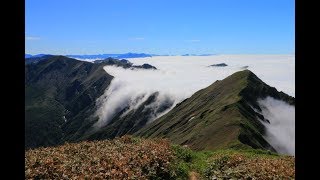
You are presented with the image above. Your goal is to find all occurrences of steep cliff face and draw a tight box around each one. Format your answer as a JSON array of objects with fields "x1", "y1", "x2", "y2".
[{"x1": 136, "y1": 70, "x2": 294, "y2": 152}]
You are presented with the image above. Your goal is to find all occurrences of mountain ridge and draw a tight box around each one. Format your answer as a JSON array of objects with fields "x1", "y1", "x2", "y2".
[{"x1": 135, "y1": 70, "x2": 294, "y2": 152}]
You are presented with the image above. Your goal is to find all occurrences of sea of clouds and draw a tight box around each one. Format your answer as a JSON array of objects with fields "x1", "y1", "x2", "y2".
[{"x1": 90, "y1": 55, "x2": 295, "y2": 154}]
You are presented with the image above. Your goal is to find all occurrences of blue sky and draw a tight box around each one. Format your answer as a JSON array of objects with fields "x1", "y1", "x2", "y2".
[{"x1": 25, "y1": 0, "x2": 294, "y2": 55}]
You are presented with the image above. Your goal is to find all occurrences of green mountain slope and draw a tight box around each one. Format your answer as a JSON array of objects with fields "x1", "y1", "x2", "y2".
[
  {"x1": 25, "y1": 56, "x2": 113, "y2": 148},
  {"x1": 135, "y1": 70, "x2": 294, "y2": 151}
]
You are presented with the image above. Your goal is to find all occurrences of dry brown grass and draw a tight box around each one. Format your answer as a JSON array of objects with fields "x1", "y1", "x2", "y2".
[
  {"x1": 25, "y1": 136, "x2": 295, "y2": 179},
  {"x1": 25, "y1": 136, "x2": 173, "y2": 179}
]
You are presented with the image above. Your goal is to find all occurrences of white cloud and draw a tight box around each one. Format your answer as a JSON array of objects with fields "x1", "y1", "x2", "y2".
[
  {"x1": 26, "y1": 36, "x2": 40, "y2": 40},
  {"x1": 94, "y1": 55, "x2": 295, "y2": 130},
  {"x1": 129, "y1": 37, "x2": 145, "y2": 40},
  {"x1": 185, "y1": 39, "x2": 200, "y2": 42},
  {"x1": 257, "y1": 97, "x2": 295, "y2": 155}
]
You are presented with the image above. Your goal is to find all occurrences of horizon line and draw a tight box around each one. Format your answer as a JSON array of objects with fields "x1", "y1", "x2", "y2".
[{"x1": 25, "y1": 52, "x2": 295, "y2": 56}]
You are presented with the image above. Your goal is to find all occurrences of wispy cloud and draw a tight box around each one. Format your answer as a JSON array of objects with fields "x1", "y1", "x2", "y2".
[
  {"x1": 129, "y1": 37, "x2": 145, "y2": 41},
  {"x1": 185, "y1": 39, "x2": 200, "y2": 42},
  {"x1": 26, "y1": 36, "x2": 40, "y2": 40}
]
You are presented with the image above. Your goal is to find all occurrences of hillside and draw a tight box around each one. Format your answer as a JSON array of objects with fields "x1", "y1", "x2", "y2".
[
  {"x1": 25, "y1": 55, "x2": 158, "y2": 149},
  {"x1": 136, "y1": 70, "x2": 295, "y2": 152},
  {"x1": 25, "y1": 56, "x2": 114, "y2": 148},
  {"x1": 25, "y1": 136, "x2": 295, "y2": 179}
]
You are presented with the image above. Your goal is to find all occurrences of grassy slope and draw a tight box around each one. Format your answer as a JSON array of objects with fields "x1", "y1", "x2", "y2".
[
  {"x1": 171, "y1": 145, "x2": 294, "y2": 179},
  {"x1": 136, "y1": 70, "x2": 294, "y2": 152},
  {"x1": 25, "y1": 136, "x2": 295, "y2": 179}
]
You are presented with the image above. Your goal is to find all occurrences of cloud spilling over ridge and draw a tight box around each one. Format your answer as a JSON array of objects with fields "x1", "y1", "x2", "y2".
[
  {"x1": 94, "y1": 55, "x2": 295, "y2": 129},
  {"x1": 72, "y1": 58, "x2": 97, "y2": 62},
  {"x1": 258, "y1": 97, "x2": 295, "y2": 155}
]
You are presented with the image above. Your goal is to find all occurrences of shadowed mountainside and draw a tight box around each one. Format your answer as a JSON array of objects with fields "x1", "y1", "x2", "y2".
[
  {"x1": 25, "y1": 55, "x2": 158, "y2": 149},
  {"x1": 25, "y1": 56, "x2": 114, "y2": 148}
]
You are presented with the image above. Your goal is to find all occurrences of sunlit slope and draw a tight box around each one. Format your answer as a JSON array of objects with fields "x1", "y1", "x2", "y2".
[{"x1": 136, "y1": 70, "x2": 294, "y2": 151}]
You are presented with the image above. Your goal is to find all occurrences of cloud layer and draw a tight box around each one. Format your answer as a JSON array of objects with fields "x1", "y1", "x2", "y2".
[
  {"x1": 94, "y1": 55, "x2": 295, "y2": 132},
  {"x1": 26, "y1": 36, "x2": 40, "y2": 40}
]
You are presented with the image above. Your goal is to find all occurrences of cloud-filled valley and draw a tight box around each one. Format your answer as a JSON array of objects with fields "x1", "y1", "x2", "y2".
[{"x1": 93, "y1": 55, "x2": 294, "y2": 132}]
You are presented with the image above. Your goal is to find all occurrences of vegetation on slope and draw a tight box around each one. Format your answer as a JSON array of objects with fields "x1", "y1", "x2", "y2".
[
  {"x1": 172, "y1": 145, "x2": 294, "y2": 179},
  {"x1": 25, "y1": 136, "x2": 173, "y2": 179},
  {"x1": 25, "y1": 136, "x2": 295, "y2": 179}
]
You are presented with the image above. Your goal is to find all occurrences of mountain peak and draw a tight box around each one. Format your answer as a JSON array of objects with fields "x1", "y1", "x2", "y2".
[{"x1": 223, "y1": 69, "x2": 259, "y2": 82}]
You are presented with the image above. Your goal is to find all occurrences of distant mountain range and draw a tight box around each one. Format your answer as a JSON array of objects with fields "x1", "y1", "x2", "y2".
[
  {"x1": 68, "y1": 53, "x2": 152, "y2": 59},
  {"x1": 25, "y1": 53, "x2": 216, "y2": 60},
  {"x1": 181, "y1": 53, "x2": 216, "y2": 56},
  {"x1": 25, "y1": 54, "x2": 50, "y2": 58},
  {"x1": 25, "y1": 53, "x2": 153, "y2": 60}
]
